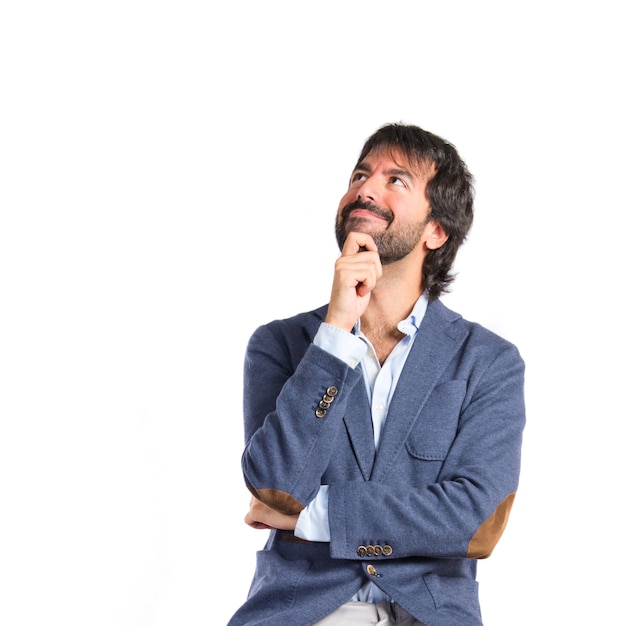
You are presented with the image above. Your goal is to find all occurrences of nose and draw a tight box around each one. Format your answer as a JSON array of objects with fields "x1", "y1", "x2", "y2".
[{"x1": 356, "y1": 177, "x2": 379, "y2": 203}]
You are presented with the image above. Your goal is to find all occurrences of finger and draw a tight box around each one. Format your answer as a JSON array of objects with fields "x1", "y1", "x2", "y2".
[
  {"x1": 247, "y1": 520, "x2": 273, "y2": 530},
  {"x1": 244, "y1": 509, "x2": 272, "y2": 529},
  {"x1": 341, "y1": 231, "x2": 377, "y2": 256}
]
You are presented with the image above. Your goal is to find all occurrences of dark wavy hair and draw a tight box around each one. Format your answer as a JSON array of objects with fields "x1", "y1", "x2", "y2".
[{"x1": 355, "y1": 123, "x2": 474, "y2": 300}]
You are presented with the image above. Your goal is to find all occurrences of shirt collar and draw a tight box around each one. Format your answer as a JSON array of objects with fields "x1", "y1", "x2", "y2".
[{"x1": 354, "y1": 290, "x2": 429, "y2": 338}]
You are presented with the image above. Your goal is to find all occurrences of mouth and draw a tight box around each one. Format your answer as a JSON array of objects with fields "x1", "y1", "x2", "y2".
[
  {"x1": 342, "y1": 200, "x2": 392, "y2": 224},
  {"x1": 348, "y1": 208, "x2": 388, "y2": 222}
]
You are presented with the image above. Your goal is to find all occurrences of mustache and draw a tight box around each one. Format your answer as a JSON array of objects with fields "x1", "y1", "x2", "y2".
[{"x1": 340, "y1": 199, "x2": 393, "y2": 223}]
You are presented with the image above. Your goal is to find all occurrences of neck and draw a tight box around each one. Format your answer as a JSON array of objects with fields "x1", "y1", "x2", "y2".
[{"x1": 360, "y1": 263, "x2": 423, "y2": 336}]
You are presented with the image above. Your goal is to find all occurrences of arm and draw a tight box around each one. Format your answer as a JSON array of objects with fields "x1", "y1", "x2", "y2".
[
  {"x1": 241, "y1": 232, "x2": 381, "y2": 516},
  {"x1": 241, "y1": 324, "x2": 363, "y2": 515}
]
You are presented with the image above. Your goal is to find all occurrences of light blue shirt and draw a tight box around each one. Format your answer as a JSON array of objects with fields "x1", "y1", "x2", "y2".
[{"x1": 294, "y1": 292, "x2": 429, "y2": 602}]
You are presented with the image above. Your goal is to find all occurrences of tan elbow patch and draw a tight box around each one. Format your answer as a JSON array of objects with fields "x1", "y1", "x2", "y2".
[
  {"x1": 467, "y1": 492, "x2": 516, "y2": 559},
  {"x1": 247, "y1": 486, "x2": 305, "y2": 515}
]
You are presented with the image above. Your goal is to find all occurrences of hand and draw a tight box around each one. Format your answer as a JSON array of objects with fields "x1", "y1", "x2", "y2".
[
  {"x1": 244, "y1": 497, "x2": 299, "y2": 531},
  {"x1": 325, "y1": 231, "x2": 382, "y2": 331}
]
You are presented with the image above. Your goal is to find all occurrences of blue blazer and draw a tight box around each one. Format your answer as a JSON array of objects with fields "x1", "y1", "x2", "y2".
[{"x1": 229, "y1": 299, "x2": 525, "y2": 626}]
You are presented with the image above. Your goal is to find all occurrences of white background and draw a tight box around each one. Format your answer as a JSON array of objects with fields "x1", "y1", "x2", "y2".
[{"x1": 1, "y1": 1, "x2": 624, "y2": 624}]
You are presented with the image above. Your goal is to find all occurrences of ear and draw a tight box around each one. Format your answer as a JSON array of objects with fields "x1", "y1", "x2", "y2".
[{"x1": 425, "y1": 221, "x2": 449, "y2": 250}]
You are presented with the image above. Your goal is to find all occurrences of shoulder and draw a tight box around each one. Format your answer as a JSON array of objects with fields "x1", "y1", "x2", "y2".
[
  {"x1": 426, "y1": 299, "x2": 523, "y2": 362},
  {"x1": 246, "y1": 304, "x2": 329, "y2": 366},
  {"x1": 258, "y1": 304, "x2": 328, "y2": 339}
]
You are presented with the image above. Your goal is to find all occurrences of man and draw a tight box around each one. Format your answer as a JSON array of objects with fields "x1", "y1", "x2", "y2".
[{"x1": 228, "y1": 123, "x2": 525, "y2": 625}]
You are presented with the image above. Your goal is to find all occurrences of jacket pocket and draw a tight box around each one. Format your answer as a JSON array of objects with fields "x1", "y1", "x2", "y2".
[{"x1": 405, "y1": 381, "x2": 466, "y2": 460}]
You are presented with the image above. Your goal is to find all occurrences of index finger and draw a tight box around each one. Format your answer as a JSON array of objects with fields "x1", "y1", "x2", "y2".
[{"x1": 341, "y1": 231, "x2": 378, "y2": 256}]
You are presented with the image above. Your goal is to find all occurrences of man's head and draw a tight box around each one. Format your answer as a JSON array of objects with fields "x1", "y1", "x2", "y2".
[{"x1": 335, "y1": 123, "x2": 474, "y2": 300}]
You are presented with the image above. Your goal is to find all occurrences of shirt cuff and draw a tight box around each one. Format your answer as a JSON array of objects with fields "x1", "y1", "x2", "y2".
[
  {"x1": 294, "y1": 485, "x2": 330, "y2": 542},
  {"x1": 313, "y1": 323, "x2": 367, "y2": 368}
]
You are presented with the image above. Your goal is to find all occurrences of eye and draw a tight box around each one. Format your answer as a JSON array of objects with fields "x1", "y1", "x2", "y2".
[
  {"x1": 390, "y1": 176, "x2": 406, "y2": 188},
  {"x1": 351, "y1": 172, "x2": 367, "y2": 184}
]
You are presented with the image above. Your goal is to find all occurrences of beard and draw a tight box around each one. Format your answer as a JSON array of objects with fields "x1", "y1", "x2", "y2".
[{"x1": 335, "y1": 199, "x2": 428, "y2": 264}]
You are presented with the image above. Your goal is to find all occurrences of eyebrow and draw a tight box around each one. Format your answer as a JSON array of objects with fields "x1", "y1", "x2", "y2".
[
  {"x1": 387, "y1": 167, "x2": 415, "y2": 182},
  {"x1": 353, "y1": 161, "x2": 416, "y2": 182}
]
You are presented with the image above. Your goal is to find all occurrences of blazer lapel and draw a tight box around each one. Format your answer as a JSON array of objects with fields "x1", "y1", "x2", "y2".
[
  {"x1": 343, "y1": 373, "x2": 377, "y2": 480},
  {"x1": 370, "y1": 300, "x2": 468, "y2": 482}
]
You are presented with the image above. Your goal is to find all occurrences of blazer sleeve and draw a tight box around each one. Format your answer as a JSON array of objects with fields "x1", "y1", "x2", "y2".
[{"x1": 241, "y1": 317, "x2": 363, "y2": 515}]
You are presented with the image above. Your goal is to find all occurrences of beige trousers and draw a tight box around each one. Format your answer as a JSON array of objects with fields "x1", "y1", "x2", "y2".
[{"x1": 313, "y1": 601, "x2": 426, "y2": 625}]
